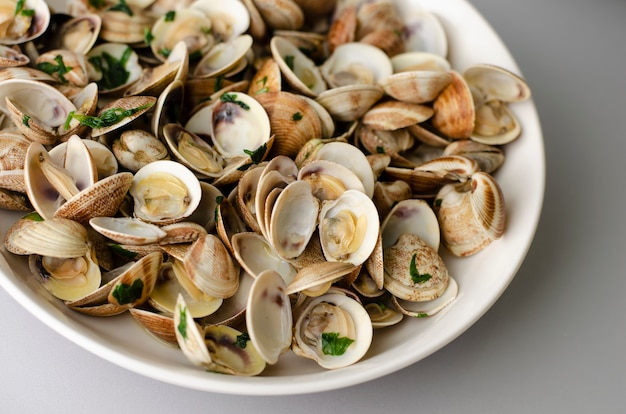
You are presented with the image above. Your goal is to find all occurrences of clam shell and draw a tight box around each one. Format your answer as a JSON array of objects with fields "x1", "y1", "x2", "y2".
[
  {"x1": 246, "y1": 269, "x2": 292, "y2": 364},
  {"x1": 432, "y1": 71, "x2": 475, "y2": 139}
]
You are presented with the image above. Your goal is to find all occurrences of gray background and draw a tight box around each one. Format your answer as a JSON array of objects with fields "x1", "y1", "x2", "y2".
[{"x1": 2, "y1": 0, "x2": 625, "y2": 412}]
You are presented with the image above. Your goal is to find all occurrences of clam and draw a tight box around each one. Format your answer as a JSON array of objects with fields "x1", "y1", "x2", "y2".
[
  {"x1": 174, "y1": 293, "x2": 266, "y2": 375},
  {"x1": 392, "y1": 275, "x2": 458, "y2": 317},
  {"x1": 268, "y1": 179, "x2": 319, "y2": 260},
  {"x1": 161, "y1": 123, "x2": 225, "y2": 178},
  {"x1": 432, "y1": 71, "x2": 475, "y2": 139},
  {"x1": 381, "y1": 198, "x2": 440, "y2": 251},
  {"x1": 379, "y1": 70, "x2": 453, "y2": 104},
  {"x1": 98, "y1": 4, "x2": 155, "y2": 44},
  {"x1": 434, "y1": 171, "x2": 505, "y2": 257},
  {"x1": 0, "y1": 78, "x2": 78, "y2": 145},
  {"x1": 129, "y1": 160, "x2": 202, "y2": 225},
  {"x1": 28, "y1": 244, "x2": 101, "y2": 302},
  {"x1": 189, "y1": 0, "x2": 250, "y2": 42},
  {"x1": 383, "y1": 233, "x2": 448, "y2": 302},
  {"x1": 86, "y1": 43, "x2": 143, "y2": 94},
  {"x1": 193, "y1": 34, "x2": 252, "y2": 79},
  {"x1": 393, "y1": 2, "x2": 447, "y2": 56},
  {"x1": 209, "y1": 91, "x2": 272, "y2": 159},
  {"x1": 318, "y1": 189, "x2": 380, "y2": 266},
  {"x1": 89, "y1": 216, "x2": 167, "y2": 246},
  {"x1": 253, "y1": 0, "x2": 304, "y2": 31},
  {"x1": 149, "y1": 8, "x2": 214, "y2": 62},
  {"x1": 390, "y1": 51, "x2": 451, "y2": 73},
  {"x1": 298, "y1": 159, "x2": 366, "y2": 201},
  {"x1": 0, "y1": 0, "x2": 50, "y2": 45},
  {"x1": 0, "y1": 44, "x2": 29, "y2": 67},
  {"x1": 292, "y1": 292, "x2": 372, "y2": 369},
  {"x1": 149, "y1": 260, "x2": 223, "y2": 318},
  {"x1": 125, "y1": 41, "x2": 188, "y2": 97},
  {"x1": 231, "y1": 232, "x2": 297, "y2": 284},
  {"x1": 320, "y1": 42, "x2": 392, "y2": 89},
  {"x1": 246, "y1": 269, "x2": 292, "y2": 364},
  {"x1": 112, "y1": 128, "x2": 170, "y2": 172},
  {"x1": 270, "y1": 35, "x2": 326, "y2": 97},
  {"x1": 35, "y1": 49, "x2": 89, "y2": 87}
]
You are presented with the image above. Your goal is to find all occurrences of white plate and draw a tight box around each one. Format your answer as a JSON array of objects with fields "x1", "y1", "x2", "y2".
[{"x1": 0, "y1": 0, "x2": 544, "y2": 395}]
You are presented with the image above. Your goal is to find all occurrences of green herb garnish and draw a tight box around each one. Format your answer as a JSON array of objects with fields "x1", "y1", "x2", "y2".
[
  {"x1": 88, "y1": 0, "x2": 106, "y2": 8},
  {"x1": 24, "y1": 211, "x2": 44, "y2": 221},
  {"x1": 409, "y1": 253, "x2": 432, "y2": 284},
  {"x1": 235, "y1": 333, "x2": 250, "y2": 349},
  {"x1": 143, "y1": 28, "x2": 154, "y2": 45},
  {"x1": 177, "y1": 305, "x2": 188, "y2": 339},
  {"x1": 111, "y1": 279, "x2": 144, "y2": 305},
  {"x1": 88, "y1": 47, "x2": 133, "y2": 90},
  {"x1": 14, "y1": 0, "x2": 34, "y2": 16},
  {"x1": 36, "y1": 55, "x2": 73, "y2": 84},
  {"x1": 243, "y1": 143, "x2": 267, "y2": 164},
  {"x1": 433, "y1": 198, "x2": 443, "y2": 207},
  {"x1": 285, "y1": 55, "x2": 295, "y2": 71},
  {"x1": 376, "y1": 146, "x2": 385, "y2": 154},
  {"x1": 255, "y1": 87, "x2": 269, "y2": 95},
  {"x1": 201, "y1": 26, "x2": 212, "y2": 34},
  {"x1": 158, "y1": 47, "x2": 171, "y2": 58},
  {"x1": 214, "y1": 195, "x2": 224, "y2": 222},
  {"x1": 213, "y1": 74, "x2": 224, "y2": 92},
  {"x1": 189, "y1": 50, "x2": 203, "y2": 62},
  {"x1": 109, "y1": 244, "x2": 139, "y2": 260},
  {"x1": 108, "y1": 0, "x2": 133, "y2": 16},
  {"x1": 292, "y1": 112, "x2": 303, "y2": 121},
  {"x1": 416, "y1": 313, "x2": 429, "y2": 318},
  {"x1": 65, "y1": 101, "x2": 154, "y2": 130},
  {"x1": 164, "y1": 10, "x2": 175, "y2": 21},
  {"x1": 219, "y1": 92, "x2": 250, "y2": 110},
  {"x1": 321, "y1": 332, "x2": 355, "y2": 356},
  {"x1": 22, "y1": 114, "x2": 30, "y2": 127}
]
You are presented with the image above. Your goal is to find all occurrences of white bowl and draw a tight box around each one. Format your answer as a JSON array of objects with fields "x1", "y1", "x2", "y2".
[{"x1": 0, "y1": 0, "x2": 544, "y2": 395}]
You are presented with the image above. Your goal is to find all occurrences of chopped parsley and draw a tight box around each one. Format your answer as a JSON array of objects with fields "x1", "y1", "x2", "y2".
[
  {"x1": 416, "y1": 313, "x2": 429, "y2": 318},
  {"x1": 433, "y1": 198, "x2": 443, "y2": 207},
  {"x1": 257, "y1": 76, "x2": 268, "y2": 86},
  {"x1": 177, "y1": 305, "x2": 188, "y2": 339},
  {"x1": 255, "y1": 87, "x2": 269, "y2": 95},
  {"x1": 285, "y1": 55, "x2": 295, "y2": 71},
  {"x1": 36, "y1": 55, "x2": 73, "y2": 84},
  {"x1": 409, "y1": 253, "x2": 432, "y2": 284},
  {"x1": 219, "y1": 92, "x2": 250, "y2": 110},
  {"x1": 321, "y1": 332, "x2": 354, "y2": 356},
  {"x1": 108, "y1": 0, "x2": 133, "y2": 16},
  {"x1": 88, "y1": 47, "x2": 133, "y2": 90},
  {"x1": 14, "y1": 0, "x2": 34, "y2": 16},
  {"x1": 111, "y1": 279, "x2": 144, "y2": 305},
  {"x1": 158, "y1": 48, "x2": 171, "y2": 58},
  {"x1": 64, "y1": 101, "x2": 154, "y2": 130},
  {"x1": 201, "y1": 26, "x2": 212, "y2": 35},
  {"x1": 213, "y1": 75, "x2": 224, "y2": 92},
  {"x1": 22, "y1": 114, "x2": 30, "y2": 127},
  {"x1": 292, "y1": 112, "x2": 303, "y2": 121},
  {"x1": 164, "y1": 10, "x2": 176, "y2": 21},
  {"x1": 189, "y1": 50, "x2": 203, "y2": 62},
  {"x1": 214, "y1": 195, "x2": 224, "y2": 222},
  {"x1": 243, "y1": 143, "x2": 267, "y2": 164},
  {"x1": 235, "y1": 332, "x2": 250, "y2": 348},
  {"x1": 88, "y1": 0, "x2": 106, "y2": 9},
  {"x1": 143, "y1": 28, "x2": 154, "y2": 45},
  {"x1": 24, "y1": 211, "x2": 44, "y2": 221},
  {"x1": 109, "y1": 244, "x2": 139, "y2": 260},
  {"x1": 376, "y1": 146, "x2": 385, "y2": 154}
]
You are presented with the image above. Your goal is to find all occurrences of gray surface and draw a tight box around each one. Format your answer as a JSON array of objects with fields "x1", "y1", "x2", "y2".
[{"x1": 2, "y1": 0, "x2": 625, "y2": 412}]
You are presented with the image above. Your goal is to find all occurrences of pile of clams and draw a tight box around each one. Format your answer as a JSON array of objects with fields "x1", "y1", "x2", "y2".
[{"x1": 0, "y1": 0, "x2": 531, "y2": 375}]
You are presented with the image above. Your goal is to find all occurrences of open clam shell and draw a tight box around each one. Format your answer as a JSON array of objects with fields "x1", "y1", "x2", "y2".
[{"x1": 0, "y1": 0, "x2": 50, "y2": 45}]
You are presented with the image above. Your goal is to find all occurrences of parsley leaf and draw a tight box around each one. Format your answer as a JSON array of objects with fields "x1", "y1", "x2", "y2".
[
  {"x1": 14, "y1": 0, "x2": 33, "y2": 16},
  {"x1": 111, "y1": 279, "x2": 144, "y2": 305},
  {"x1": 164, "y1": 10, "x2": 175, "y2": 21},
  {"x1": 108, "y1": 0, "x2": 133, "y2": 16},
  {"x1": 285, "y1": 55, "x2": 295, "y2": 71},
  {"x1": 235, "y1": 333, "x2": 250, "y2": 348},
  {"x1": 219, "y1": 92, "x2": 250, "y2": 110},
  {"x1": 143, "y1": 28, "x2": 154, "y2": 45},
  {"x1": 177, "y1": 305, "x2": 188, "y2": 339},
  {"x1": 409, "y1": 253, "x2": 432, "y2": 284},
  {"x1": 65, "y1": 101, "x2": 154, "y2": 130},
  {"x1": 36, "y1": 55, "x2": 73, "y2": 84},
  {"x1": 321, "y1": 332, "x2": 355, "y2": 356},
  {"x1": 243, "y1": 143, "x2": 267, "y2": 164},
  {"x1": 292, "y1": 112, "x2": 303, "y2": 121},
  {"x1": 22, "y1": 114, "x2": 30, "y2": 127},
  {"x1": 88, "y1": 47, "x2": 132, "y2": 90}
]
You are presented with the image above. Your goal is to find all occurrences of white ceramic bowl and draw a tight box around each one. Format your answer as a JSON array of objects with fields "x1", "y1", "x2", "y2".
[{"x1": 0, "y1": 0, "x2": 544, "y2": 395}]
